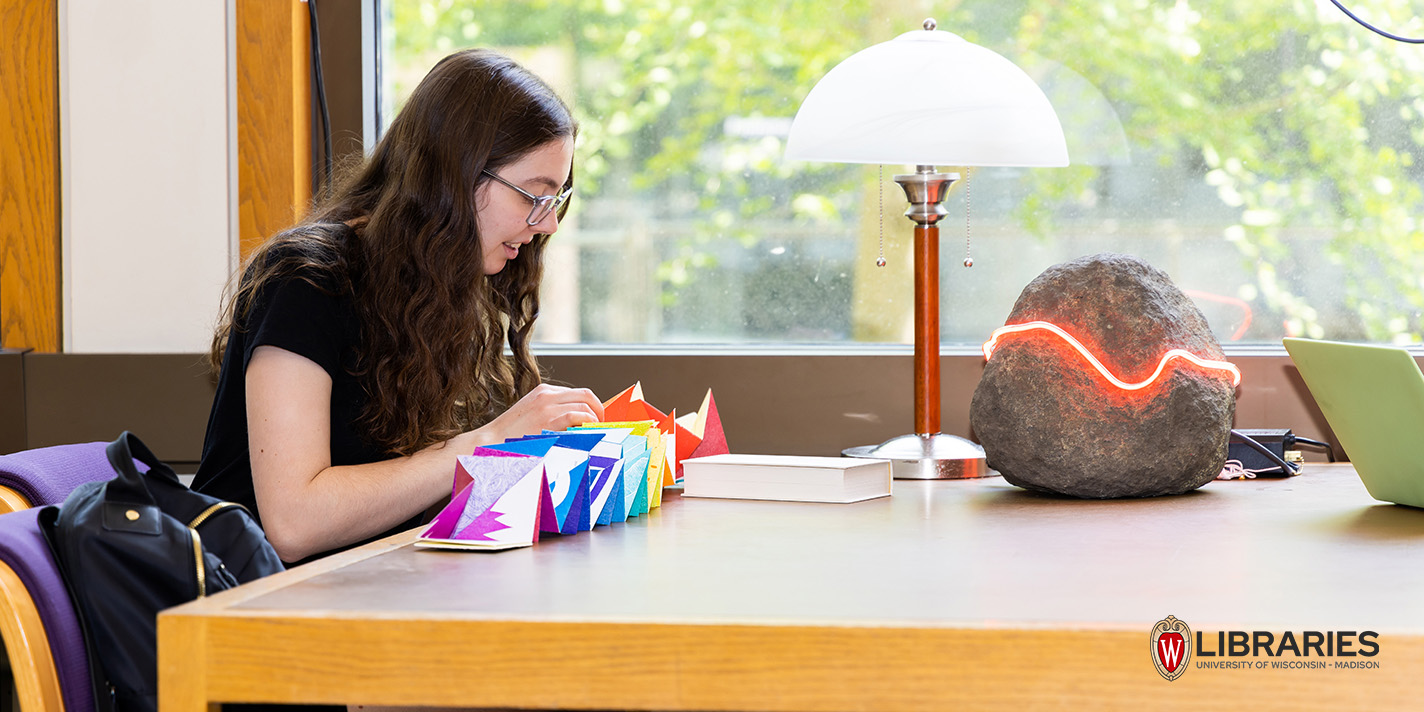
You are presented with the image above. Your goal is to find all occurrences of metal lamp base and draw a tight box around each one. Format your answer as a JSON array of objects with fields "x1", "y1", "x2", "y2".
[{"x1": 843, "y1": 433, "x2": 994, "y2": 480}]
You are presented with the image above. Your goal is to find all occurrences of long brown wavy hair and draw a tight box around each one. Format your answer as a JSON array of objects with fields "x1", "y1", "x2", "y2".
[{"x1": 211, "y1": 49, "x2": 576, "y2": 456}]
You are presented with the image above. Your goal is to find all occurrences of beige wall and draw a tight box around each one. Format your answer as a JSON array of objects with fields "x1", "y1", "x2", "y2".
[{"x1": 60, "y1": 0, "x2": 235, "y2": 353}]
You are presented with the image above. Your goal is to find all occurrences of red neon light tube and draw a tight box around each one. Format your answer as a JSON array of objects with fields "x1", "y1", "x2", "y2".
[{"x1": 982, "y1": 321, "x2": 1242, "y2": 390}]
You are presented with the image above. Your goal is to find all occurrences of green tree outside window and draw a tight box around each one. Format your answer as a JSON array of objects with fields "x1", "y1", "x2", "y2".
[{"x1": 384, "y1": 0, "x2": 1424, "y2": 346}]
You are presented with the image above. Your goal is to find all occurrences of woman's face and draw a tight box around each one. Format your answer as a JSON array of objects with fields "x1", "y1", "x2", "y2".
[{"x1": 475, "y1": 137, "x2": 575, "y2": 275}]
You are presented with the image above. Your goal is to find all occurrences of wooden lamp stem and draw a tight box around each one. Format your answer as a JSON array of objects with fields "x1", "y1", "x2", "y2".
[
  {"x1": 914, "y1": 223, "x2": 940, "y2": 435},
  {"x1": 842, "y1": 166, "x2": 987, "y2": 480},
  {"x1": 896, "y1": 167, "x2": 956, "y2": 437}
]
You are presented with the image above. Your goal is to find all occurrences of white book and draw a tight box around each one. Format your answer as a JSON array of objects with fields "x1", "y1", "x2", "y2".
[{"x1": 680, "y1": 454, "x2": 892, "y2": 503}]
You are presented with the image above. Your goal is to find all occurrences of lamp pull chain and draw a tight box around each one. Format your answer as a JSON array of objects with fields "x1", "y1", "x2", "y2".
[
  {"x1": 876, "y1": 165, "x2": 887, "y2": 267},
  {"x1": 963, "y1": 167, "x2": 974, "y2": 268}
]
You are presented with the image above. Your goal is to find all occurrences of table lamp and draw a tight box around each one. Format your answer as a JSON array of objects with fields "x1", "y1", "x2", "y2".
[{"x1": 785, "y1": 19, "x2": 1069, "y2": 479}]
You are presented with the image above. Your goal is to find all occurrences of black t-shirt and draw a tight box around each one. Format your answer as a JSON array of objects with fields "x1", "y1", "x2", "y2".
[{"x1": 193, "y1": 236, "x2": 422, "y2": 559}]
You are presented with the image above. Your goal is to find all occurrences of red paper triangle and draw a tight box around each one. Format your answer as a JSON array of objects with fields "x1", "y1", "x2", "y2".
[
  {"x1": 672, "y1": 417, "x2": 703, "y2": 479},
  {"x1": 688, "y1": 390, "x2": 729, "y2": 458},
  {"x1": 603, "y1": 382, "x2": 653, "y2": 422},
  {"x1": 452, "y1": 457, "x2": 474, "y2": 498}
]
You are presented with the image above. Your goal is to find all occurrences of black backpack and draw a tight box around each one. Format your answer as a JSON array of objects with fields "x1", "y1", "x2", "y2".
[{"x1": 40, "y1": 432, "x2": 284, "y2": 712}]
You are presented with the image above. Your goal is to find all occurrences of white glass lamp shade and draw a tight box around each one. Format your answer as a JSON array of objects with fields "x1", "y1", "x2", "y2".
[{"x1": 786, "y1": 28, "x2": 1069, "y2": 167}]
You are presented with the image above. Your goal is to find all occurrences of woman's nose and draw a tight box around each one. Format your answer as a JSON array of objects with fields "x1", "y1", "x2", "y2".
[{"x1": 534, "y1": 209, "x2": 560, "y2": 235}]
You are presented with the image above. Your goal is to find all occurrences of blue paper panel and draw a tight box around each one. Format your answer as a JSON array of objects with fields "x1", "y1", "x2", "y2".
[
  {"x1": 630, "y1": 476, "x2": 648, "y2": 518},
  {"x1": 488, "y1": 437, "x2": 559, "y2": 457},
  {"x1": 601, "y1": 461, "x2": 626, "y2": 525},
  {"x1": 565, "y1": 461, "x2": 591, "y2": 534},
  {"x1": 543, "y1": 431, "x2": 608, "y2": 452},
  {"x1": 622, "y1": 452, "x2": 650, "y2": 519}
]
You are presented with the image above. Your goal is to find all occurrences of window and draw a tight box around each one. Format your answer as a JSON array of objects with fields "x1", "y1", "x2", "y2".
[{"x1": 381, "y1": 0, "x2": 1424, "y2": 347}]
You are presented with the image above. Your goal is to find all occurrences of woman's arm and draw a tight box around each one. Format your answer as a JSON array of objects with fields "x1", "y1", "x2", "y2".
[{"x1": 246, "y1": 344, "x2": 603, "y2": 562}]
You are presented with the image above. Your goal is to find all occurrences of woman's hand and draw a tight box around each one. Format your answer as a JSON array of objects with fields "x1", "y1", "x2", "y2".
[{"x1": 483, "y1": 384, "x2": 605, "y2": 442}]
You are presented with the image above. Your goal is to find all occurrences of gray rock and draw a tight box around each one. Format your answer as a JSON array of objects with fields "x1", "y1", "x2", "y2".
[{"x1": 969, "y1": 253, "x2": 1235, "y2": 498}]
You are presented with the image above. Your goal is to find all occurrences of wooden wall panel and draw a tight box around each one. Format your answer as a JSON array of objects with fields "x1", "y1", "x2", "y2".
[
  {"x1": 236, "y1": 0, "x2": 311, "y2": 260},
  {"x1": 0, "y1": 0, "x2": 60, "y2": 352}
]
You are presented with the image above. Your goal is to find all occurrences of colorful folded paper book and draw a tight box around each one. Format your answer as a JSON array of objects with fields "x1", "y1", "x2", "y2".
[{"x1": 416, "y1": 386, "x2": 730, "y2": 551}]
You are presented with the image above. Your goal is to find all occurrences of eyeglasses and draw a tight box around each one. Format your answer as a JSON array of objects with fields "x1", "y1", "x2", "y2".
[{"x1": 482, "y1": 170, "x2": 573, "y2": 226}]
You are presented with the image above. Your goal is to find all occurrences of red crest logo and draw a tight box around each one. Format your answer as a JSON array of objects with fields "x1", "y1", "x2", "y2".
[{"x1": 1150, "y1": 615, "x2": 1192, "y2": 681}]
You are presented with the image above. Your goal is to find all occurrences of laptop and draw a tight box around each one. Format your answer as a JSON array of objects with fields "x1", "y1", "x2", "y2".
[{"x1": 1283, "y1": 337, "x2": 1424, "y2": 508}]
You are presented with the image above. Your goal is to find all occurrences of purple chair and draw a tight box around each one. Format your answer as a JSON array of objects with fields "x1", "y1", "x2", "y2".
[
  {"x1": 0, "y1": 442, "x2": 120, "y2": 711},
  {"x1": 0, "y1": 507, "x2": 95, "y2": 712},
  {"x1": 0, "y1": 443, "x2": 112, "y2": 514}
]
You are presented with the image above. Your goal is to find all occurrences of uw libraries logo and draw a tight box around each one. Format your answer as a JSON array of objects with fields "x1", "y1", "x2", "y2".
[
  {"x1": 1150, "y1": 615, "x2": 1192, "y2": 681},
  {"x1": 1149, "y1": 615, "x2": 1381, "y2": 681}
]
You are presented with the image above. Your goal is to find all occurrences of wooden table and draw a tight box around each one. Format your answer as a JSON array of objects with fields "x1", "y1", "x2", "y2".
[{"x1": 158, "y1": 464, "x2": 1424, "y2": 711}]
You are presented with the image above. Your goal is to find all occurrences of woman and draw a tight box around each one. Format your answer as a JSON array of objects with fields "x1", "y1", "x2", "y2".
[{"x1": 194, "y1": 49, "x2": 603, "y2": 564}]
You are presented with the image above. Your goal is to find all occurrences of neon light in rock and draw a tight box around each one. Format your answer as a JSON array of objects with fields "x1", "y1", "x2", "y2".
[{"x1": 982, "y1": 321, "x2": 1242, "y2": 390}]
